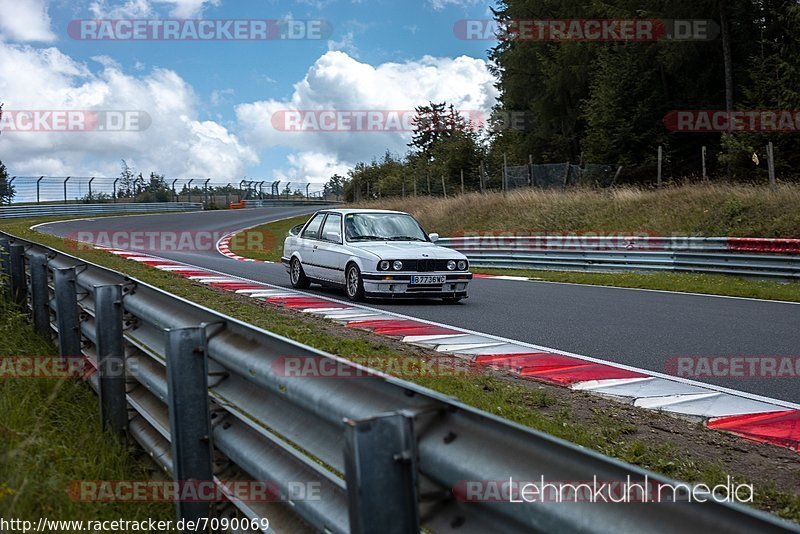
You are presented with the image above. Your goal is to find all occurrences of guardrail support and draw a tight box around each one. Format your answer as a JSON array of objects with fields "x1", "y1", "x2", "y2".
[
  {"x1": 54, "y1": 267, "x2": 82, "y2": 361},
  {"x1": 344, "y1": 412, "x2": 419, "y2": 534},
  {"x1": 28, "y1": 252, "x2": 51, "y2": 338},
  {"x1": 95, "y1": 284, "x2": 127, "y2": 437},
  {"x1": 166, "y1": 326, "x2": 215, "y2": 523},
  {"x1": 0, "y1": 237, "x2": 10, "y2": 298},
  {"x1": 9, "y1": 243, "x2": 27, "y2": 305}
]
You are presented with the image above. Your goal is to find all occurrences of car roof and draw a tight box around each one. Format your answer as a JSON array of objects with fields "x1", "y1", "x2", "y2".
[{"x1": 316, "y1": 208, "x2": 407, "y2": 215}]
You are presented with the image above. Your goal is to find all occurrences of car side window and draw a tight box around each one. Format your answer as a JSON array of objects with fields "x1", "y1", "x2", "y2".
[
  {"x1": 320, "y1": 214, "x2": 342, "y2": 242},
  {"x1": 302, "y1": 213, "x2": 326, "y2": 240}
]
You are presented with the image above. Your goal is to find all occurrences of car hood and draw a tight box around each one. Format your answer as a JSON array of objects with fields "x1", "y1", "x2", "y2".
[{"x1": 353, "y1": 241, "x2": 465, "y2": 260}]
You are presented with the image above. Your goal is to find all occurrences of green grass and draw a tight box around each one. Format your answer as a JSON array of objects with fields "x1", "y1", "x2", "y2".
[
  {"x1": 1, "y1": 216, "x2": 798, "y2": 523},
  {"x1": 358, "y1": 183, "x2": 800, "y2": 238},
  {"x1": 475, "y1": 268, "x2": 800, "y2": 302},
  {"x1": 0, "y1": 293, "x2": 173, "y2": 522},
  {"x1": 229, "y1": 214, "x2": 310, "y2": 263}
]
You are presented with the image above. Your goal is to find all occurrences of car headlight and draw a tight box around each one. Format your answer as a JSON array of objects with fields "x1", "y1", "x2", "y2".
[
  {"x1": 379, "y1": 260, "x2": 390, "y2": 271},
  {"x1": 393, "y1": 261, "x2": 404, "y2": 271},
  {"x1": 457, "y1": 260, "x2": 468, "y2": 271},
  {"x1": 447, "y1": 260, "x2": 457, "y2": 271}
]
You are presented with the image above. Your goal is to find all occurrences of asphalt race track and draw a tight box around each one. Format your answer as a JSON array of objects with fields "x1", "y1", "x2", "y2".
[{"x1": 37, "y1": 207, "x2": 800, "y2": 404}]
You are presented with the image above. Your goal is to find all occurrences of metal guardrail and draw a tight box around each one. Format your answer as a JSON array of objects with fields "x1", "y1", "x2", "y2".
[
  {"x1": 0, "y1": 233, "x2": 796, "y2": 533},
  {"x1": 439, "y1": 236, "x2": 800, "y2": 279},
  {"x1": 243, "y1": 199, "x2": 343, "y2": 208},
  {"x1": 0, "y1": 203, "x2": 203, "y2": 220}
]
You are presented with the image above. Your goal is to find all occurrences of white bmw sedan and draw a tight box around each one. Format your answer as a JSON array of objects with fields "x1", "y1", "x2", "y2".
[{"x1": 282, "y1": 209, "x2": 472, "y2": 302}]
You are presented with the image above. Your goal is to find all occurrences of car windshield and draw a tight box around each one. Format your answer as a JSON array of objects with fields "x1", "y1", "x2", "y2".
[{"x1": 345, "y1": 213, "x2": 428, "y2": 242}]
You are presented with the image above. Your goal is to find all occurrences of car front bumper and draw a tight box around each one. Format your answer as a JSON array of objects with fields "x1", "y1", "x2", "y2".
[{"x1": 361, "y1": 272, "x2": 472, "y2": 299}]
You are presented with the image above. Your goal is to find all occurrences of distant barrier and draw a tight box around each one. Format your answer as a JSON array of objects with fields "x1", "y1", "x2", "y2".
[
  {"x1": 439, "y1": 236, "x2": 800, "y2": 279},
  {"x1": 0, "y1": 203, "x2": 203, "y2": 220}
]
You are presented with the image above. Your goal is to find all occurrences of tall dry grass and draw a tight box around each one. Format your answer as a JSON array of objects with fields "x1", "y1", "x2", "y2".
[{"x1": 354, "y1": 183, "x2": 800, "y2": 237}]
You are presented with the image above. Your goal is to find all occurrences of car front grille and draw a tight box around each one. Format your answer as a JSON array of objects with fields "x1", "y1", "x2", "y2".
[{"x1": 409, "y1": 259, "x2": 451, "y2": 272}]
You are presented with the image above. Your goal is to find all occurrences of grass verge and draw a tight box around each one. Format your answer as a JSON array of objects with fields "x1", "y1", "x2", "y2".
[
  {"x1": 1, "y1": 216, "x2": 798, "y2": 523},
  {"x1": 353, "y1": 183, "x2": 800, "y2": 238},
  {"x1": 0, "y1": 290, "x2": 173, "y2": 521},
  {"x1": 475, "y1": 268, "x2": 800, "y2": 302}
]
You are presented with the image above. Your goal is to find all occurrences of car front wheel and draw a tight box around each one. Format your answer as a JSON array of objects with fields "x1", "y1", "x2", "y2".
[
  {"x1": 290, "y1": 257, "x2": 311, "y2": 289},
  {"x1": 345, "y1": 264, "x2": 365, "y2": 301}
]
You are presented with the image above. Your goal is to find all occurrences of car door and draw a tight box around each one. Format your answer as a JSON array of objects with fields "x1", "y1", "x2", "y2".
[
  {"x1": 298, "y1": 212, "x2": 326, "y2": 278},
  {"x1": 314, "y1": 213, "x2": 347, "y2": 284}
]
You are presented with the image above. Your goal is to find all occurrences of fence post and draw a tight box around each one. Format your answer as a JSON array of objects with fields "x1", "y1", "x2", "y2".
[
  {"x1": 88, "y1": 177, "x2": 95, "y2": 200},
  {"x1": 64, "y1": 176, "x2": 70, "y2": 203},
  {"x1": 165, "y1": 326, "x2": 215, "y2": 523},
  {"x1": 0, "y1": 237, "x2": 10, "y2": 298},
  {"x1": 502, "y1": 154, "x2": 508, "y2": 194},
  {"x1": 37, "y1": 176, "x2": 44, "y2": 204},
  {"x1": 172, "y1": 179, "x2": 178, "y2": 202},
  {"x1": 113, "y1": 178, "x2": 119, "y2": 203},
  {"x1": 702, "y1": 146, "x2": 707, "y2": 180},
  {"x1": 479, "y1": 161, "x2": 485, "y2": 193},
  {"x1": 426, "y1": 172, "x2": 431, "y2": 196},
  {"x1": 528, "y1": 155, "x2": 533, "y2": 187},
  {"x1": 657, "y1": 146, "x2": 663, "y2": 188},
  {"x1": 95, "y1": 284, "x2": 128, "y2": 437},
  {"x1": 9, "y1": 243, "x2": 27, "y2": 305},
  {"x1": 344, "y1": 412, "x2": 419, "y2": 534},
  {"x1": 28, "y1": 252, "x2": 51, "y2": 338},
  {"x1": 306, "y1": 183, "x2": 310, "y2": 198},
  {"x1": 413, "y1": 173, "x2": 417, "y2": 197},
  {"x1": 187, "y1": 179, "x2": 194, "y2": 204},
  {"x1": 563, "y1": 162, "x2": 571, "y2": 188},
  {"x1": 767, "y1": 142, "x2": 776, "y2": 191},
  {"x1": 53, "y1": 267, "x2": 82, "y2": 362},
  {"x1": 204, "y1": 179, "x2": 210, "y2": 207},
  {"x1": 441, "y1": 176, "x2": 447, "y2": 199}
]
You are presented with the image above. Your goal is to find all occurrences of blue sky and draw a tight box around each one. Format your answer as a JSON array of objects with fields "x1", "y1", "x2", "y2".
[{"x1": 0, "y1": 0, "x2": 498, "y2": 190}]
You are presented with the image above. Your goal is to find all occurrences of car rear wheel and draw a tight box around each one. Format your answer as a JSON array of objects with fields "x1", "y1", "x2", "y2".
[
  {"x1": 345, "y1": 264, "x2": 365, "y2": 301},
  {"x1": 290, "y1": 257, "x2": 311, "y2": 289}
]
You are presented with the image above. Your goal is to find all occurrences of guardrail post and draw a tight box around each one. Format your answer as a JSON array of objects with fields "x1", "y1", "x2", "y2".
[
  {"x1": 95, "y1": 284, "x2": 127, "y2": 437},
  {"x1": 0, "y1": 237, "x2": 10, "y2": 298},
  {"x1": 28, "y1": 252, "x2": 51, "y2": 338},
  {"x1": 53, "y1": 267, "x2": 82, "y2": 361},
  {"x1": 344, "y1": 412, "x2": 419, "y2": 534},
  {"x1": 9, "y1": 243, "x2": 27, "y2": 305},
  {"x1": 166, "y1": 326, "x2": 215, "y2": 523}
]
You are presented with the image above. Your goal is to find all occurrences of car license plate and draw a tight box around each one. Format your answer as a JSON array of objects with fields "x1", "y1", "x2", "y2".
[{"x1": 410, "y1": 275, "x2": 446, "y2": 285}]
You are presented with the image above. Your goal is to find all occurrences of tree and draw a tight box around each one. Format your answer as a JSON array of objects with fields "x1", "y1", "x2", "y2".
[
  {"x1": 0, "y1": 160, "x2": 14, "y2": 205},
  {"x1": 323, "y1": 174, "x2": 346, "y2": 199},
  {"x1": 118, "y1": 160, "x2": 136, "y2": 199}
]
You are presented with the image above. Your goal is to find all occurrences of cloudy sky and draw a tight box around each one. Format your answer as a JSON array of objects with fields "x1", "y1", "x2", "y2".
[{"x1": 0, "y1": 0, "x2": 498, "y2": 189}]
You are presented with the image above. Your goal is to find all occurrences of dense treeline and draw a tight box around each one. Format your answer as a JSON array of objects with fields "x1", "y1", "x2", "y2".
[{"x1": 338, "y1": 0, "x2": 800, "y2": 201}]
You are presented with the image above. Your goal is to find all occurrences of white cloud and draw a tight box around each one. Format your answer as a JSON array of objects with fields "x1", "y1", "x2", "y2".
[
  {"x1": 0, "y1": 41, "x2": 257, "y2": 180},
  {"x1": 428, "y1": 0, "x2": 480, "y2": 11},
  {"x1": 0, "y1": 0, "x2": 56, "y2": 42},
  {"x1": 235, "y1": 50, "x2": 498, "y2": 183},
  {"x1": 89, "y1": 0, "x2": 220, "y2": 18}
]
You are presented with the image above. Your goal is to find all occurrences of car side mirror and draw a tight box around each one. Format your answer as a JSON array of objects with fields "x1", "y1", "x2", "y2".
[
  {"x1": 289, "y1": 224, "x2": 304, "y2": 236},
  {"x1": 429, "y1": 233, "x2": 439, "y2": 243},
  {"x1": 326, "y1": 231, "x2": 342, "y2": 243}
]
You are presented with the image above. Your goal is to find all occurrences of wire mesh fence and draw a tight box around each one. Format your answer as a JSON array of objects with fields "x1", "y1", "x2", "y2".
[{"x1": 5, "y1": 176, "x2": 331, "y2": 206}]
